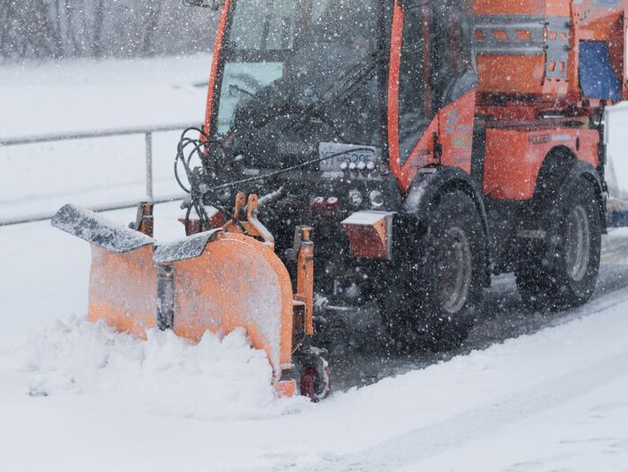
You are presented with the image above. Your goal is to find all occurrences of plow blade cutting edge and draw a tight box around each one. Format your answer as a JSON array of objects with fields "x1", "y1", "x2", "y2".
[{"x1": 52, "y1": 202, "x2": 319, "y2": 398}]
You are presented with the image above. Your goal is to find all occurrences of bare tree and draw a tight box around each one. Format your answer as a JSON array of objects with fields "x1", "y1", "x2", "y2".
[
  {"x1": 0, "y1": 0, "x2": 60, "y2": 59},
  {"x1": 0, "y1": 0, "x2": 217, "y2": 61},
  {"x1": 142, "y1": 1, "x2": 164, "y2": 56},
  {"x1": 93, "y1": 0, "x2": 106, "y2": 58},
  {"x1": 63, "y1": 0, "x2": 80, "y2": 55}
]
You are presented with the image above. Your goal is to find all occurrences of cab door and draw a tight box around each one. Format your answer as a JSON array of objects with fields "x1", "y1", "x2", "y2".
[{"x1": 388, "y1": 0, "x2": 477, "y2": 192}]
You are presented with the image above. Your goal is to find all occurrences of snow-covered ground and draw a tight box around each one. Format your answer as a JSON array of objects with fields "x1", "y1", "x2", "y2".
[
  {"x1": 2, "y1": 56, "x2": 628, "y2": 472},
  {"x1": 2, "y1": 209, "x2": 628, "y2": 472}
]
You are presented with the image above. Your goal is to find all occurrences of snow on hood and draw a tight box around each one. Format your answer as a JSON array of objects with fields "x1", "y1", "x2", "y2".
[{"x1": 8, "y1": 317, "x2": 306, "y2": 420}]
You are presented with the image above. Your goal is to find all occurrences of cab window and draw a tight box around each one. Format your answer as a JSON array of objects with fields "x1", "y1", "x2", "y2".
[{"x1": 396, "y1": 0, "x2": 475, "y2": 166}]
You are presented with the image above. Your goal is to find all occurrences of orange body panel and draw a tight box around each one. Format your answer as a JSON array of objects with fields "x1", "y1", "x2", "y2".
[
  {"x1": 438, "y1": 92, "x2": 476, "y2": 173},
  {"x1": 387, "y1": 0, "x2": 405, "y2": 180},
  {"x1": 472, "y1": 0, "x2": 625, "y2": 202},
  {"x1": 476, "y1": 55, "x2": 546, "y2": 95},
  {"x1": 483, "y1": 126, "x2": 599, "y2": 200},
  {"x1": 342, "y1": 212, "x2": 393, "y2": 260},
  {"x1": 474, "y1": 0, "x2": 627, "y2": 101},
  {"x1": 474, "y1": 0, "x2": 548, "y2": 16},
  {"x1": 88, "y1": 245, "x2": 157, "y2": 337},
  {"x1": 475, "y1": 0, "x2": 572, "y2": 16},
  {"x1": 391, "y1": 91, "x2": 476, "y2": 192}
]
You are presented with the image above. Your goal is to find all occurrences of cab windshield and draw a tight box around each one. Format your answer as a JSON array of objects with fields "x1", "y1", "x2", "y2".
[{"x1": 214, "y1": 0, "x2": 382, "y2": 168}]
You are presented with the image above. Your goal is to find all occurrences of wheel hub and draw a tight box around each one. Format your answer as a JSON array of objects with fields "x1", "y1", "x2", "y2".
[
  {"x1": 565, "y1": 204, "x2": 591, "y2": 282},
  {"x1": 438, "y1": 227, "x2": 473, "y2": 314}
]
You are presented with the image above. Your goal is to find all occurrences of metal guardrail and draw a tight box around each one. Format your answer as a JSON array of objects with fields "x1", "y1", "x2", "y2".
[{"x1": 0, "y1": 123, "x2": 200, "y2": 226}]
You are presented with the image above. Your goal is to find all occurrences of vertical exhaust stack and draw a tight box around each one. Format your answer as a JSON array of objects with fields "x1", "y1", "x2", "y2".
[{"x1": 51, "y1": 196, "x2": 329, "y2": 400}]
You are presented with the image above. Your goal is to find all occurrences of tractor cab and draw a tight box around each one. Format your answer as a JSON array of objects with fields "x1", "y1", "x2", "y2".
[
  {"x1": 209, "y1": 0, "x2": 383, "y2": 170},
  {"x1": 203, "y1": 0, "x2": 477, "y2": 193}
]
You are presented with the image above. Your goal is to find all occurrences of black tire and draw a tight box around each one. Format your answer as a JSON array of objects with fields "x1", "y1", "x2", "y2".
[
  {"x1": 297, "y1": 354, "x2": 331, "y2": 402},
  {"x1": 383, "y1": 190, "x2": 487, "y2": 352},
  {"x1": 515, "y1": 178, "x2": 601, "y2": 311}
]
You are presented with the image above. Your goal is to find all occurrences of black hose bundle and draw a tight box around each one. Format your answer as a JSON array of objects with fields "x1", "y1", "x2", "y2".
[{"x1": 174, "y1": 126, "x2": 374, "y2": 229}]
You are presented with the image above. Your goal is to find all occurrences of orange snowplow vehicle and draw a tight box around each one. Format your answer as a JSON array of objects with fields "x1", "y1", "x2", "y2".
[{"x1": 54, "y1": 0, "x2": 627, "y2": 400}]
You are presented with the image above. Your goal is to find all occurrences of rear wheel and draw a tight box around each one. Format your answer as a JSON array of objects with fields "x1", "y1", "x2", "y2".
[
  {"x1": 383, "y1": 190, "x2": 487, "y2": 352},
  {"x1": 515, "y1": 178, "x2": 601, "y2": 310}
]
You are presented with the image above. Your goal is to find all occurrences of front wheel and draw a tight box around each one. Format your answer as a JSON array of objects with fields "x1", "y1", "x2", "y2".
[
  {"x1": 297, "y1": 352, "x2": 331, "y2": 402},
  {"x1": 515, "y1": 178, "x2": 602, "y2": 310},
  {"x1": 383, "y1": 190, "x2": 487, "y2": 352}
]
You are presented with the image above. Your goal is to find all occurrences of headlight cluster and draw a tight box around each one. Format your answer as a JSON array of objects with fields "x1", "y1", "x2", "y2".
[
  {"x1": 340, "y1": 161, "x2": 376, "y2": 171},
  {"x1": 348, "y1": 189, "x2": 364, "y2": 207},
  {"x1": 348, "y1": 189, "x2": 386, "y2": 210},
  {"x1": 368, "y1": 190, "x2": 385, "y2": 209}
]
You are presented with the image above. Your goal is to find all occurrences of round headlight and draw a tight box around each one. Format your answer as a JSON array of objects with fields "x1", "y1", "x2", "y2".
[
  {"x1": 348, "y1": 189, "x2": 363, "y2": 207},
  {"x1": 369, "y1": 190, "x2": 385, "y2": 209}
]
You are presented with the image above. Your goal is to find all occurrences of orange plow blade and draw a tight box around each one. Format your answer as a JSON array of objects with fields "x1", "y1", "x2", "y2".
[
  {"x1": 89, "y1": 245, "x2": 157, "y2": 337},
  {"x1": 156, "y1": 232, "x2": 295, "y2": 373},
  {"x1": 51, "y1": 203, "x2": 322, "y2": 398}
]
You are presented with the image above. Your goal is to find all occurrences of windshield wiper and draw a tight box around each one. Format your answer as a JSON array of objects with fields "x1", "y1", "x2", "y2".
[
  {"x1": 229, "y1": 49, "x2": 384, "y2": 140},
  {"x1": 289, "y1": 49, "x2": 384, "y2": 132},
  {"x1": 229, "y1": 84, "x2": 255, "y2": 98}
]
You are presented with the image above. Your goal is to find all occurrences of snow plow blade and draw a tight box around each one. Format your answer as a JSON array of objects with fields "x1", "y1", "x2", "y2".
[{"x1": 51, "y1": 196, "x2": 324, "y2": 399}]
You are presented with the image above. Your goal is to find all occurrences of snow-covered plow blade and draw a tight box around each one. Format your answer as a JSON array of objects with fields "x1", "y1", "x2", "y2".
[{"x1": 51, "y1": 197, "x2": 329, "y2": 400}]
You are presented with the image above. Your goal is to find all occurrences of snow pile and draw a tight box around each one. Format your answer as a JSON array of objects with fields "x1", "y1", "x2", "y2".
[{"x1": 9, "y1": 316, "x2": 301, "y2": 420}]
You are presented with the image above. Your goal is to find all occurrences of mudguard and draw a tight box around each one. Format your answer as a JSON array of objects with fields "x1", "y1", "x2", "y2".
[
  {"x1": 403, "y1": 166, "x2": 489, "y2": 240},
  {"x1": 560, "y1": 161, "x2": 607, "y2": 233},
  {"x1": 400, "y1": 167, "x2": 490, "y2": 285}
]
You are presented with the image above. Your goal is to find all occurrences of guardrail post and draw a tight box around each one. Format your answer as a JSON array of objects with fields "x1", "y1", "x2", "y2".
[{"x1": 145, "y1": 131, "x2": 154, "y2": 201}]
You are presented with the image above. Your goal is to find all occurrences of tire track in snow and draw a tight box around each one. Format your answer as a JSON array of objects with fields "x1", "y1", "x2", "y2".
[
  {"x1": 270, "y1": 289, "x2": 628, "y2": 472},
  {"x1": 330, "y1": 231, "x2": 628, "y2": 392},
  {"x1": 297, "y1": 351, "x2": 628, "y2": 472}
]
